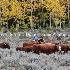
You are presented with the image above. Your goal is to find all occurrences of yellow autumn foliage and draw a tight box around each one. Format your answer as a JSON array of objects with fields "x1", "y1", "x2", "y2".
[{"x1": 0, "y1": 0, "x2": 68, "y2": 28}]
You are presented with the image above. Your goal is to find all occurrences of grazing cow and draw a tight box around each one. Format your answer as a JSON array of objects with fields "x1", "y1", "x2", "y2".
[
  {"x1": 23, "y1": 41, "x2": 38, "y2": 47},
  {"x1": 0, "y1": 42, "x2": 10, "y2": 49},
  {"x1": 16, "y1": 46, "x2": 33, "y2": 52},
  {"x1": 33, "y1": 43, "x2": 58, "y2": 54}
]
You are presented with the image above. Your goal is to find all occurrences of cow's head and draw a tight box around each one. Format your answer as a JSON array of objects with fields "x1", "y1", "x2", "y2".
[{"x1": 3, "y1": 42, "x2": 10, "y2": 49}]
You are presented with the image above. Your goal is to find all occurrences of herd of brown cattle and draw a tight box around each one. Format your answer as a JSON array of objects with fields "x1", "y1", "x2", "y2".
[
  {"x1": 16, "y1": 41, "x2": 70, "y2": 54},
  {"x1": 0, "y1": 41, "x2": 70, "y2": 54}
]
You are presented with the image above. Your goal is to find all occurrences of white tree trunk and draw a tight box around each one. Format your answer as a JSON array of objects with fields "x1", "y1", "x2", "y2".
[
  {"x1": 60, "y1": 19, "x2": 61, "y2": 29},
  {"x1": 50, "y1": 15, "x2": 52, "y2": 28}
]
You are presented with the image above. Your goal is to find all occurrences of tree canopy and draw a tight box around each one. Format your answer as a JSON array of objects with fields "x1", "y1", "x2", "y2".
[{"x1": 0, "y1": 0, "x2": 69, "y2": 29}]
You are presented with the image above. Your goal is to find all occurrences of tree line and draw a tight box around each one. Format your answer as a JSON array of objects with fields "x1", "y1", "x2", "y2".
[{"x1": 0, "y1": 0, "x2": 69, "y2": 29}]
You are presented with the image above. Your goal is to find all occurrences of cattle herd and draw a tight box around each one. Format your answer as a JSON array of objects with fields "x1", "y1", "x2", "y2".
[
  {"x1": 0, "y1": 28, "x2": 70, "y2": 70},
  {"x1": 0, "y1": 39, "x2": 70, "y2": 54},
  {"x1": 16, "y1": 41, "x2": 70, "y2": 54}
]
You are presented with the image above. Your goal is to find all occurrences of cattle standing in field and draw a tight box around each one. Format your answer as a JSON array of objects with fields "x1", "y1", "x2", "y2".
[
  {"x1": 19, "y1": 41, "x2": 70, "y2": 54},
  {"x1": 16, "y1": 46, "x2": 33, "y2": 52},
  {"x1": 0, "y1": 42, "x2": 10, "y2": 49},
  {"x1": 33, "y1": 43, "x2": 58, "y2": 54}
]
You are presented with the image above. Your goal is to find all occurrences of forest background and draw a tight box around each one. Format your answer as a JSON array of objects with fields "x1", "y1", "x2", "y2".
[{"x1": 0, "y1": 0, "x2": 70, "y2": 31}]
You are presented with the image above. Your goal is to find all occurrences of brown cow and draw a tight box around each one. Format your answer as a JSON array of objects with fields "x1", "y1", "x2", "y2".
[
  {"x1": 0, "y1": 42, "x2": 10, "y2": 49},
  {"x1": 56, "y1": 43, "x2": 70, "y2": 53},
  {"x1": 33, "y1": 43, "x2": 58, "y2": 54},
  {"x1": 46, "y1": 42, "x2": 70, "y2": 53},
  {"x1": 16, "y1": 46, "x2": 33, "y2": 52},
  {"x1": 23, "y1": 41, "x2": 40, "y2": 47}
]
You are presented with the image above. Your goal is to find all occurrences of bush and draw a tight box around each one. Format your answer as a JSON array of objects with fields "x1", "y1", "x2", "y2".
[{"x1": 19, "y1": 23, "x2": 28, "y2": 29}]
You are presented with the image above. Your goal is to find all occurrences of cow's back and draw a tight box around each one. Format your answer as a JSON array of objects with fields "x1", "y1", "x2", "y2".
[
  {"x1": 23, "y1": 41, "x2": 37, "y2": 47},
  {"x1": 16, "y1": 46, "x2": 33, "y2": 52}
]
